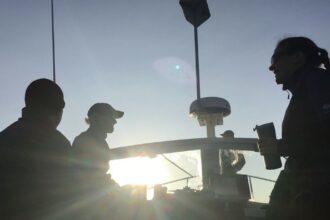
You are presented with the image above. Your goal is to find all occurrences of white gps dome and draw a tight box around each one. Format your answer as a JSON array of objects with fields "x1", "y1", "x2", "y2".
[{"x1": 189, "y1": 97, "x2": 231, "y2": 117}]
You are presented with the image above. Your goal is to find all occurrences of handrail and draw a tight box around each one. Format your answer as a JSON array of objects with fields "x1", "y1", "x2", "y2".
[
  {"x1": 247, "y1": 174, "x2": 275, "y2": 200},
  {"x1": 110, "y1": 137, "x2": 258, "y2": 160},
  {"x1": 148, "y1": 176, "x2": 198, "y2": 189},
  {"x1": 247, "y1": 175, "x2": 275, "y2": 183}
]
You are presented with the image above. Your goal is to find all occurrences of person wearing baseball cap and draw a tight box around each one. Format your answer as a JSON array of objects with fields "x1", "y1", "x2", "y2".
[
  {"x1": 220, "y1": 130, "x2": 235, "y2": 138},
  {"x1": 0, "y1": 78, "x2": 72, "y2": 219},
  {"x1": 71, "y1": 103, "x2": 123, "y2": 219},
  {"x1": 220, "y1": 130, "x2": 246, "y2": 175},
  {"x1": 86, "y1": 103, "x2": 124, "y2": 134}
]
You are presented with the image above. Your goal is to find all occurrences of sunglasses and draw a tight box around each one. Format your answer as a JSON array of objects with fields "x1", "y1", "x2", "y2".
[{"x1": 271, "y1": 51, "x2": 294, "y2": 64}]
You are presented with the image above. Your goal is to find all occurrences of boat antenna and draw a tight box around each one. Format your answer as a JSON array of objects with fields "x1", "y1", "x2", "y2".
[
  {"x1": 51, "y1": 0, "x2": 56, "y2": 82},
  {"x1": 194, "y1": 21, "x2": 201, "y2": 101},
  {"x1": 179, "y1": 0, "x2": 210, "y2": 102}
]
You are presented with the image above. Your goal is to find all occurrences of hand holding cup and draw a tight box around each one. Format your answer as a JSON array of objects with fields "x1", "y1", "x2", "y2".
[{"x1": 258, "y1": 137, "x2": 278, "y2": 155}]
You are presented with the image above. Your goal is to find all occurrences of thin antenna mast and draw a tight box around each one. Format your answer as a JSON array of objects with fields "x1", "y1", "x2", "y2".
[
  {"x1": 180, "y1": 0, "x2": 210, "y2": 102},
  {"x1": 194, "y1": 26, "x2": 201, "y2": 100},
  {"x1": 51, "y1": 0, "x2": 56, "y2": 82},
  {"x1": 182, "y1": 1, "x2": 231, "y2": 189}
]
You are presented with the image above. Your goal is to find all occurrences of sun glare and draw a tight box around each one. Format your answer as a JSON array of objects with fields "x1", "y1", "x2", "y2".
[{"x1": 109, "y1": 156, "x2": 168, "y2": 187}]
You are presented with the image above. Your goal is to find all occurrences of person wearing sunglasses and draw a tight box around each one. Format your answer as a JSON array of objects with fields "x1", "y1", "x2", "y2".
[{"x1": 258, "y1": 37, "x2": 330, "y2": 220}]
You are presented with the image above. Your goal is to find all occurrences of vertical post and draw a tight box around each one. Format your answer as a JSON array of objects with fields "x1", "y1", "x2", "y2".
[
  {"x1": 194, "y1": 26, "x2": 200, "y2": 101},
  {"x1": 248, "y1": 176, "x2": 254, "y2": 200},
  {"x1": 201, "y1": 116, "x2": 220, "y2": 189},
  {"x1": 51, "y1": 0, "x2": 56, "y2": 82},
  {"x1": 206, "y1": 122, "x2": 215, "y2": 138}
]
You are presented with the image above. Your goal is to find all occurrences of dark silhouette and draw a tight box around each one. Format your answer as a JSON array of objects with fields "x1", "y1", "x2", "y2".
[
  {"x1": 220, "y1": 130, "x2": 245, "y2": 174},
  {"x1": 258, "y1": 37, "x2": 330, "y2": 220},
  {"x1": 0, "y1": 78, "x2": 73, "y2": 220},
  {"x1": 71, "y1": 103, "x2": 123, "y2": 219}
]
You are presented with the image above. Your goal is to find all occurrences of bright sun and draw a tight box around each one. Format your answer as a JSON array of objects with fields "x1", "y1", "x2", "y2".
[{"x1": 109, "y1": 156, "x2": 168, "y2": 187}]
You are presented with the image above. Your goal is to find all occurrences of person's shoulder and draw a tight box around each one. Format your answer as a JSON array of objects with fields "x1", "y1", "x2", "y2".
[
  {"x1": 73, "y1": 131, "x2": 90, "y2": 142},
  {"x1": 53, "y1": 129, "x2": 71, "y2": 148},
  {"x1": 72, "y1": 131, "x2": 92, "y2": 148},
  {"x1": 0, "y1": 120, "x2": 22, "y2": 143},
  {"x1": 1, "y1": 120, "x2": 21, "y2": 133},
  {"x1": 301, "y1": 68, "x2": 330, "y2": 96},
  {"x1": 305, "y1": 68, "x2": 330, "y2": 86},
  {"x1": 304, "y1": 68, "x2": 330, "y2": 120}
]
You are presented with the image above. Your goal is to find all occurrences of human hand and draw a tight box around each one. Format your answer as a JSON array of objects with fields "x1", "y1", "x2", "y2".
[{"x1": 257, "y1": 137, "x2": 278, "y2": 155}]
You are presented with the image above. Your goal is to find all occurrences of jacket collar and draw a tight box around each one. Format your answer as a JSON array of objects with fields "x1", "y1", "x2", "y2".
[{"x1": 21, "y1": 107, "x2": 55, "y2": 130}]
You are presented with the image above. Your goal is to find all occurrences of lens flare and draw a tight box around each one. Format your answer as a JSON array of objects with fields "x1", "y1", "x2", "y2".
[{"x1": 153, "y1": 57, "x2": 194, "y2": 85}]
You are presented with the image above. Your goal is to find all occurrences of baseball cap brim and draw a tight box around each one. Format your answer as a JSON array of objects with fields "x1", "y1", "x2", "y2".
[
  {"x1": 88, "y1": 103, "x2": 124, "y2": 119},
  {"x1": 113, "y1": 109, "x2": 124, "y2": 119},
  {"x1": 220, "y1": 130, "x2": 234, "y2": 137}
]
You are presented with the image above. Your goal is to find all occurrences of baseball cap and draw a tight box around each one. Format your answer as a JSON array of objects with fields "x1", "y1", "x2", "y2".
[
  {"x1": 220, "y1": 130, "x2": 234, "y2": 137},
  {"x1": 87, "y1": 103, "x2": 124, "y2": 119}
]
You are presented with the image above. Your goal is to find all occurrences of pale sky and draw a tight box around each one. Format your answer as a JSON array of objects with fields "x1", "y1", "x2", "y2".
[{"x1": 1, "y1": 0, "x2": 330, "y2": 202}]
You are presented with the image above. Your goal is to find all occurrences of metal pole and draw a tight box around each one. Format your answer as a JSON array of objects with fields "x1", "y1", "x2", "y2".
[
  {"x1": 247, "y1": 175, "x2": 276, "y2": 183},
  {"x1": 206, "y1": 122, "x2": 216, "y2": 138},
  {"x1": 157, "y1": 176, "x2": 197, "y2": 187},
  {"x1": 248, "y1": 176, "x2": 254, "y2": 200},
  {"x1": 51, "y1": 0, "x2": 56, "y2": 82},
  {"x1": 161, "y1": 154, "x2": 194, "y2": 177},
  {"x1": 201, "y1": 119, "x2": 220, "y2": 189},
  {"x1": 194, "y1": 26, "x2": 200, "y2": 101}
]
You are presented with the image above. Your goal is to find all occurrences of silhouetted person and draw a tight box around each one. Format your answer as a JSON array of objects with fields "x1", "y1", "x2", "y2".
[
  {"x1": 71, "y1": 103, "x2": 123, "y2": 220},
  {"x1": 220, "y1": 130, "x2": 245, "y2": 175},
  {"x1": 0, "y1": 78, "x2": 73, "y2": 220},
  {"x1": 258, "y1": 37, "x2": 330, "y2": 220}
]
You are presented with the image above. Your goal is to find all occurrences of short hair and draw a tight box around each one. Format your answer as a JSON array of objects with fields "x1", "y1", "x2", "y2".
[{"x1": 25, "y1": 78, "x2": 65, "y2": 113}]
